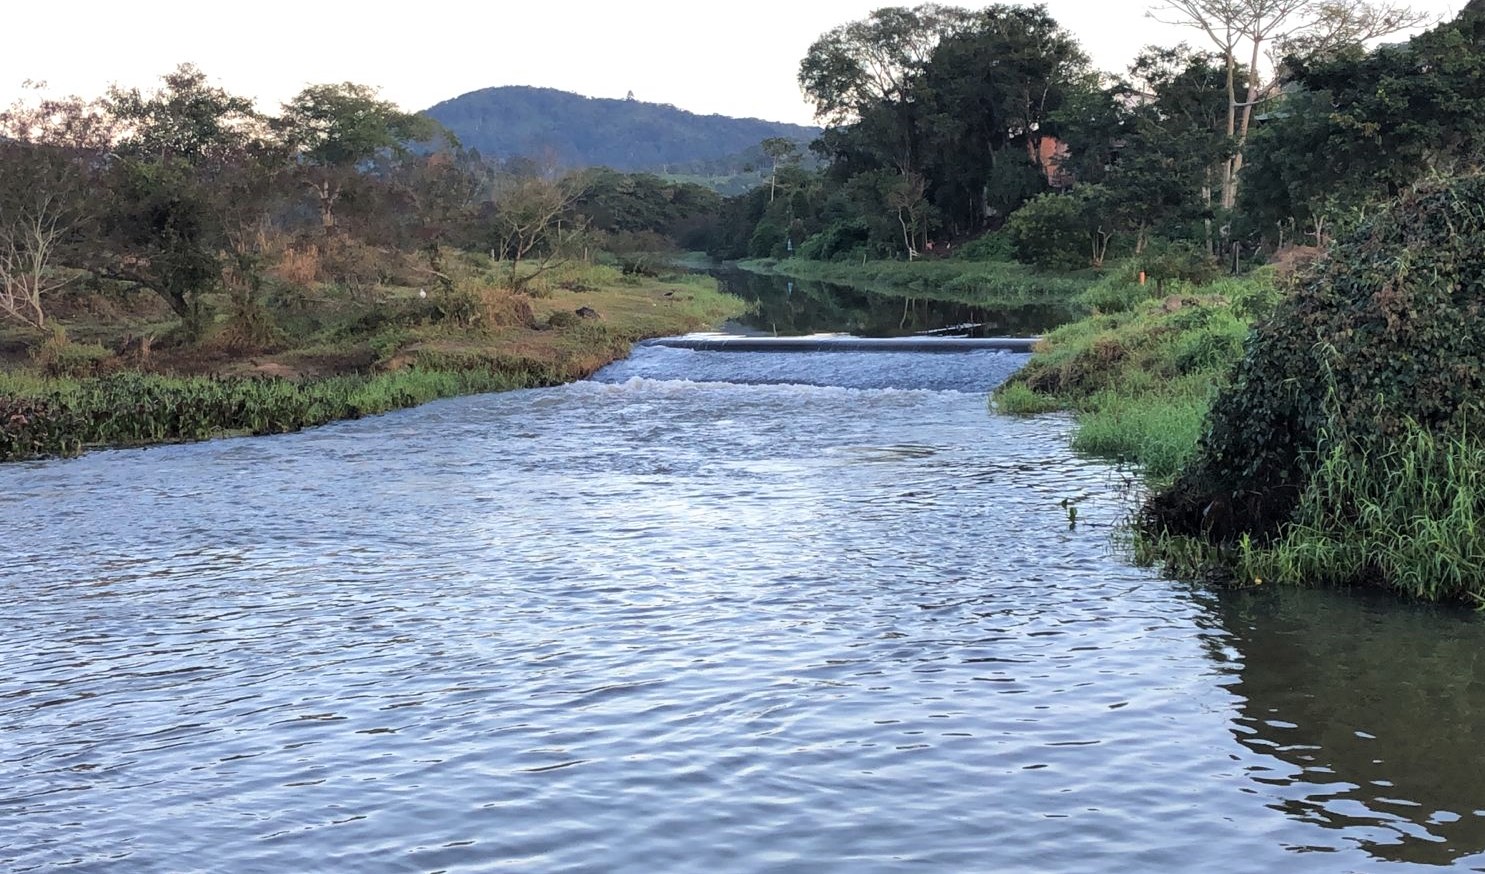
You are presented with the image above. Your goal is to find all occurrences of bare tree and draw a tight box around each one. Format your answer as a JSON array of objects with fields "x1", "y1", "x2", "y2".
[
  {"x1": 887, "y1": 172, "x2": 929, "y2": 260},
  {"x1": 0, "y1": 87, "x2": 105, "y2": 331},
  {"x1": 0, "y1": 192, "x2": 74, "y2": 330},
  {"x1": 760, "y1": 137, "x2": 802, "y2": 203},
  {"x1": 1151, "y1": 0, "x2": 1430, "y2": 207},
  {"x1": 489, "y1": 176, "x2": 584, "y2": 290}
]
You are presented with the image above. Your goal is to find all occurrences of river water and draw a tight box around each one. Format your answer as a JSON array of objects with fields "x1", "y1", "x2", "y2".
[
  {"x1": 5, "y1": 342, "x2": 1485, "y2": 872},
  {"x1": 709, "y1": 269, "x2": 1073, "y2": 338}
]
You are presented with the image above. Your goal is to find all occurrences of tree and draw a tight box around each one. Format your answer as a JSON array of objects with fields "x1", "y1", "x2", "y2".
[
  {"x1": 0, "y1": 90, "x2": 107, "y2": 330},
  {"x1": 488, "y1": 176, "x2": 582, "y2": 290},
  {"x1": 276, "y1": 83, "x2": 441, "y2": 234},
  {"x1": 886, "y1": 171, "x2": 930, "y2": 259},
  {"x1": 799, "y1": 4, "x2": 974, "y2": 174},
  {"x1": 916, "y1": 4, "x2": 1089, "y2": 232},
  {"x1": 1150, "y1": 0, "x2": 1429, "y2": 207},
  {"x1": 1239, "y1": 1, "x2": 1485, "y2": 238},
  {"x1": 0, "y1": 189, "x2": 73, "y2": 330},
  {"x1": 760, "y1": 137, "x2": 802, "y2": 202},
  {"x1": 106, "y1": 63, "x2": 263, "y2": 163}
]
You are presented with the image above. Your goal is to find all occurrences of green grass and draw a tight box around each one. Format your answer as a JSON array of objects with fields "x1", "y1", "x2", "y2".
[
  {"x1": 1236, "y1": 425, "x2": 1485, "y2": 603},
  {"x1": 991, "y1": 268, "x2": 1273, "y2": 489},
  {"x1": 0, "y1": 368, "x2": 549, "y2": 461},
  {"x1": 1014, "y1": 263, "x2": 1485, "y2": 605},
  {"x1": 1071, "y1": 391, "x2": 1210, "y2": 483}
]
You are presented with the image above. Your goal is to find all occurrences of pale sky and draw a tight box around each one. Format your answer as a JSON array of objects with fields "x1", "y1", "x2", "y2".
[{"x1": 1, "y1": 0, "x2": 1465, "y2": 126}]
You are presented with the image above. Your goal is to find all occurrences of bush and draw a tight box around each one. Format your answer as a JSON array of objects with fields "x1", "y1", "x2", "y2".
[
  {"x1": 1007, "y1": 192, "x2": 1092, "y2": 270},
  {"x1": 1078, "y1": 261, "x2": 1154, "y2": 313},
  {"x1": 953, "y1": 231, "x2": 1015, "y2": 263},
  {"x1": 546, "y1": 310, "x2": 582, "y2": 329},
  {"x1": 435, "y1": 287, "x2": 535, "y2": 330},
  {"x1": 1139, "y1": 240, "x2": 1220, "y2": 293},
  {"x1": 30, "y1": 330, "x2": 114, "y2": 378},
  {"x1": 1146, "y1": 175, "x2": 1485, "y2": 560}
]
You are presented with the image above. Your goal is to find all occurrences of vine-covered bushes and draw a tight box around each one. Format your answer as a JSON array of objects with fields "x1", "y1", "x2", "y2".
[{"x1": 1144, "y1": 176, "x2": 1485, "y2": 597}]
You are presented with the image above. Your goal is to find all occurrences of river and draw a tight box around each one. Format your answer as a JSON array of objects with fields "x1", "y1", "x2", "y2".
[
  {"x1": 708, "y1": 268, "x2": 1074, "y2": 338},
  {"x1": 4, "y1": 321, "x2": 1485, "y2": 871}
]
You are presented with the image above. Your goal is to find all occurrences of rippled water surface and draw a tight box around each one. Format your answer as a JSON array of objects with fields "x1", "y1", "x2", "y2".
[{"x1": 5, "y1": 346, "x2": 1485, "y2": 873}]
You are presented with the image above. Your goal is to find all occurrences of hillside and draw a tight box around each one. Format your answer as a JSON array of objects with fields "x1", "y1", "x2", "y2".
[{"x1": 423, "y1": 86, "x2": 819, "y2": 173}]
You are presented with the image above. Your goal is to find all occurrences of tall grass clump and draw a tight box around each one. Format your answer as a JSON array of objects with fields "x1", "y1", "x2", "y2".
[
  {"x1": 1235, "y1": 425, "x2": 1485, "y2": 603},
  {"x1": 1071, "y1": 391, "x2": 1210, "y2": 484}
]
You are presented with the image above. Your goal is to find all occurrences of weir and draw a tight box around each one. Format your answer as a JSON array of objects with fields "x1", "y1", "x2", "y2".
[{"x1": 642, "y1": 334, "x2": 1039, "y2": 353}]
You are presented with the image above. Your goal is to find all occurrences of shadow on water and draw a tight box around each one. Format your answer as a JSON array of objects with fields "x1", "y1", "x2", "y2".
[
  {"x1": 1207, "y1": 585, "x2": 1485, "y2": 866},
  {"x1": 708, "y1": 268, "x2": 1074, "y2": 338}
]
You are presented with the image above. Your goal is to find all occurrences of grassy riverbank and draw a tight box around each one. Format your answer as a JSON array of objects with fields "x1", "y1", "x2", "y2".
[
  {"x1": 0, "y1": 262, "x2": 744, "y2": 462},
  {"x1": 995, "y1": 267, "x2": 1279, "y2": 483},
  {"x1": 736, "y1": 256, "x2": 1094, "y2": 308},
  {"x1": 1000, "y1": 186, "x2": 1485, "y2": 607}
]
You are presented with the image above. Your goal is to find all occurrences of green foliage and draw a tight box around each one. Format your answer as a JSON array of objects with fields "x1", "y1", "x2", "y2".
[
  {"x1": 995, "y1": 271, "x2": 1276, "y2": 488},
  {"x1": 1077, "y1": 261, "x2": 1154, "y2": 313},
  {"x1": 952, "y1": 231, "x2": 1014, "y2": 263},
  {"x1": 1239, "y1": 4, "x2": 1485, "y2": 239},
  {"x1": 30, "y1": 330, "x2": 113, "y2": 378},
  {"x1": 1139, "y1": 240, "x2": 1219, "y2": 293},
  {"x1": 106, "y1": 63, "x2": 261, "y2": 163},
  {"x1": 1072, "y1": 391, "x2": 1209, "y2": 482},
  {"x1": 1007, "y1": 190, "x2": 1112, "y2": 270},
  {"x1": 742, "y1": 257, "x2": 1093, "y2": 306},
  {"x1": 1147, "y1": 175, "x2": 1485, "y2": 556},
  {"x1": 276, "y1": 83, "x2": 439, "y2": 168},
  {"x1": 994, "y1": 382, "x2": 1063, "y2": 415},
  {"x1": 0, "y1": 366, "x2": 567, "y2": 462}
]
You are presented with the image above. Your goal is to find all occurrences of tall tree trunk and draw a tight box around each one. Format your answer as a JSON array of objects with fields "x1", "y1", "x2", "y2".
[{"x1": 1222, "y1": 49, "x2": 1239, "y2": 209}]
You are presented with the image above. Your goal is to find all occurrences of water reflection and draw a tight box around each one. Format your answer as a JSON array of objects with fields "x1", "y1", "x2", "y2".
[
  {"x1": 1212, "y1": 586, "x2": 1485, "y2": 867},
  {"x1": 710, "y1": 269, "x2": 1074, "y2": 338}
]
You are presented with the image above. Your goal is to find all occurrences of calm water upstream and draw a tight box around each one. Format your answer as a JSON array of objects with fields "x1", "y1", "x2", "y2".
[{"x1": 4, "y1": 344, "x2": 1485, "y2": 873}]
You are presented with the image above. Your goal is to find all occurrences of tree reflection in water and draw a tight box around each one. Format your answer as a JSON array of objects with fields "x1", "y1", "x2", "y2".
[{"x1": 709, "y1": 269, "x2": 1075, "y2": 338}]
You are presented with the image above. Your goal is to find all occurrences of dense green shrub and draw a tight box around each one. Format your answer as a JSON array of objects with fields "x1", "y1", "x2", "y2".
[
  {"x1": 1146, "y1": 176, "x2": 1485, "y2": 555},
  {"x1": 953, "y1": 231, "x2": 1014, "y2": 263},
  {"x1": 1006, "y1": 192, "x2": 1093, "y2": 270}
]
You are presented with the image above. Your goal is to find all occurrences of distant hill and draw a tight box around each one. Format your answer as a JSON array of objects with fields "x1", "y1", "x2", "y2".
[{"x1": 423, "y1": 86, "x2": 819, "y2": 173}]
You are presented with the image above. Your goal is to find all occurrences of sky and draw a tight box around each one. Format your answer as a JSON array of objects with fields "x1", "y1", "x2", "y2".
[{"x1": 1, "y1": 0, "x2": 1466, "y2": 127}]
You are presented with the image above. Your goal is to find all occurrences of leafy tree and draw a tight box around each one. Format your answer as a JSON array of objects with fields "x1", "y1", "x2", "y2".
[
  {"x1": 1239, "y1": 1, "x2": 1485, "y2": 240},
  {"x1": 1007, "y1": 186, "x2": 1118, "y2": 268},
  {"x1": 106, "y1": 63, "x2": 263, "y2": 163},
  {"x1": 799, "y1": 4, "x2": 973, "y2": 174},
  {"x1": 276, "y1": 83, "x2": 442, "y2": 234},
  {"x1": 917, "y1": 4, "x2": 1089, "y2": 232},
  {"x1": 1150, "y1": 0, "x2": 1430, "y2": 207}
]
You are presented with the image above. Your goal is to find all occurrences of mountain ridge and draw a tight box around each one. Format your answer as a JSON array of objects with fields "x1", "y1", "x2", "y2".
[{"x1": 422, "y1": 85, "x2": 819, "y2": 173}]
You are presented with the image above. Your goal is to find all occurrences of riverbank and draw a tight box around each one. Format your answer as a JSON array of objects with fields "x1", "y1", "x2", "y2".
[
  {"x1": 0, "y1": 263, "x2": 745, "y2": 462},
  {"x1": 736, "y1": 256, "x2": 1093, "y2": 309},
  {"x1": 994, "y1": 268, "x2": 1278, "y2": 484},
  {"x1": 997, "y1": 186, "x2": 1485, "y2": 607}
]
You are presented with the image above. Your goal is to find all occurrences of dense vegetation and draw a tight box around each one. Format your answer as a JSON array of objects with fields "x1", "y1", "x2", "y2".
[
  {"x1": 1144, "y1": 176, "x2": 1485, "y2": 603},
  {"x1": 0, "y1": 66, "x2": 746, "y2": 461},
  {"x1": 423, "y1": 86, "x2": 818, "y2": 174},
  {"x1": 711, "y1": 0, "x2": 1477, "y2": 274}
]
